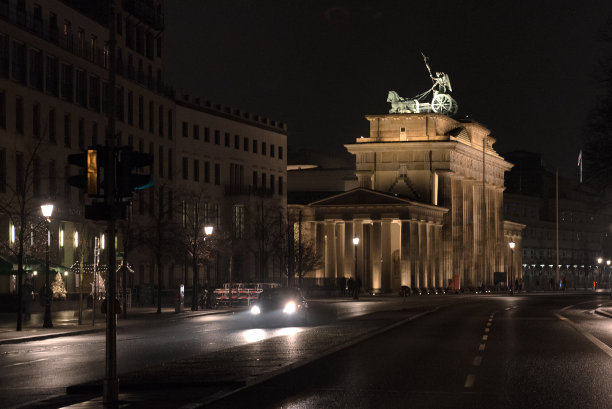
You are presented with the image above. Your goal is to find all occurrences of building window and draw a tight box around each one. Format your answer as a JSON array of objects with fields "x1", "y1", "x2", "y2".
[
  {"x1": 234, "y1": 134, "x2": 239, "y2": 149},
  {"x1": 29, "y1": 48, "x2": 43, "y2": 90},
  {"x1": 253, "y1": 140, "x2": 258, "y2": 154},
  {"x1": 0, "y1": 147, "x2": 6, "y2": 193},
  {"x1": 214, "y1": 130, "x2": 220, "y2": 144},
  {"x1": 182, "y1": 121, "x2": 188, "y2": 137},
  {"x1": 148, "y1": 101, "x2": 154, "y2": 133},
  {"x1": 32, "y1": 103, "x2": 40, "y2": 139},
  {"x1": 48, "y1": 108, "x2": 56, "y2": 143},
  {"x1": 75, "y1": 69, "x2": 86, "y2": 106},
  {"x1": 204, "y1": 127, "x2": 210, "y2": 142},
  {"x1": 262, "y1": 142, "x2": 267, "y2": 156},
  {"x1": 89, "y1": 75, "x2": 100, "y2": 112},
  {"x1": 78, "y1": 118, "x2": 84, "y2": 149},
  {"x1": 193, "y1": 124, "x2": 199, "y2": 140},
  {"x1": 224, "y1": 132, "x2": 230, "y2": 147},
  {"x1": 193, "y1": 159, "x2": 199, "y2": 181},
  {"x1": 63, "y1": 113, "x2": 71, "y2": 147},
  {"x1": 279, "y1": 146, "x2": 283, "y2": 160},
  {"x1": 252, "y1": 171, "x2": 258, "y2": 188},
  {"x1": 0, "y1": 34, "x2": 8, "y2": 78},
  {"x1": 278, "y1": 176, "x2": 283, "y2": 195},
  {"x1": 261, "y1": 173, "x2": 266, "y2": 189},
  {"x1": 15, "y1": 152, "x2": 24, "y2": 195},
  {"x1": 158, "y1": 145, "x2": 164, "y2": 177},
  {"x1": 270, "y1": 174, "x2": 275, "y2": 193},
  {"x1": 11, "y1": 41, "x2": 26, "y2": 84},
  {"x1": 167, "y1": 110, "x2": 173, "y2": 140},
  {"x1": 127, "y1": 91, "x2": 133, "y2": 124},
  {"x1": 214, "y1": 163, "x2": 220, "y2": 185},
  {"x1": 232, "y1": 204, "x2": 244, "y2": 239},
  {"x1": 92, "y1": 122, "x2": 98, "y2": 145},
  {"x1": 167, "y1": 148, "x2": 173, "y2": 180},
  {"x1": 244, "y1": 137, "x2": 249, "y2": 152},
  {"x1": 270, "y1": 144, "x2": 275, "y2": 158},
  {"x1": 15, "y1": 97, "x2": 24, "y2": 134},
  {"x1": 204, "y1": 161, "x2": 210, "y2": 183},
  {"x1": 33, "y1": 156, "x2": 40, "y2": 196},
  {"x1": 45, "y1": 55, "x2": 59, "y2": 96},
  {"x1": 138, "y1": 96, "x2": 144, "y2": 129},
  {"x1": 60, "y1": 63, "x2": 73, "y2": 101},
  {"x1": 158, "y1": 105, "x2": 163, "y2": 136},
  {"x1": 0, "y1": 91, "x2": 5, "y2": 128},
  {"x1": 182, "y1": 157, "x2": 188, "y2": 180},
  {"x1": 116, "y1": 87, "x2": 124, "y2": 121}
]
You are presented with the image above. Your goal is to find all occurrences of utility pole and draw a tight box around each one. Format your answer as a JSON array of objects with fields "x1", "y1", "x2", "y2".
[{"x1": 104, "y1": 0, "x2": 119, "y2": 404}]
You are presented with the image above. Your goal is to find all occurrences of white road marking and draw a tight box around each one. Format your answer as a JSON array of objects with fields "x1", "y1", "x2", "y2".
[
  {"x1": 485, "y1": 328, "x2": 490, "y2": 333},
  {"x1": 555, "y1": 313, "x2": 612, "y2": 359},
  {"x1": 3, "y1": 358, "x2": 48, "y2": 367},
  {"x1": 478, "y1": 344, "x2": 486, "y2": 351},
  {"x1": 464, "y1": 374, "x2": 475, "y2": 387},
  {"x1": 472, "y1": 356, "x2": 482, "y2": 366},
  {"x1": 486, "y1": 322, "x2": 492, "y2": 327},
  {"x1": 482, "y1": 335, "x2": 488, "y2": 341}
]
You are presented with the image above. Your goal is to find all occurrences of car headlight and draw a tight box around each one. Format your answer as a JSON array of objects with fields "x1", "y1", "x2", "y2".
[
  {"x1": 251, "y1": 305, "x2": 261, "y2": 315},
  {"x1": 283, "y1": 301, "x2": 297, "y2": 314}
]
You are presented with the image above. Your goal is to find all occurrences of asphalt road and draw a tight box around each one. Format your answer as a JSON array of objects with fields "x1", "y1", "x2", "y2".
[
  {"x1": 0, "y1": 297, "x2": 437, "y2": 408},
  {"x1": 207, "y1": 294, "x2": 612, "y2": 409}
]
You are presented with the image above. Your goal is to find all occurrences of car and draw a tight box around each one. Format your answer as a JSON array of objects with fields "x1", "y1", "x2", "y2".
[{"x1": 250, "y1": 287, "x2": 309, "y2": 327}]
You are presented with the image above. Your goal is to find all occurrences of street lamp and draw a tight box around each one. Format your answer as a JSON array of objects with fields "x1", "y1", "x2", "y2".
[
  {"x1": 597, "y1": 257, "x2": 603, "y2": 291},
  {"x1": 353, "y1": 237, "x2": 359, "y2": 299},
  {"x1": 607, "y1": 259, "x2": 611, "y2": 298},
  {"x1": 509, "y1": 240, "x2": 515, "y2": 295},
  {"x1": 41, "y1": 204, "x2": 54, "y2": 328},
  {"x1": 192, "y1": 225, "x2": 214, "y2": 311}
]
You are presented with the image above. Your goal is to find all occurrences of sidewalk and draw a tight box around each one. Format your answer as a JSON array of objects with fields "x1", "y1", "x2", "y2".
[{"x1": 0, "y1": 305, "x2": 237, "y2": 345}]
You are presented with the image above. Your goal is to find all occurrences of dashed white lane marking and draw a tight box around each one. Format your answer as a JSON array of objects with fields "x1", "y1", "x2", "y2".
[
  {"x1": 472, "y1": 356, "x2": 482, "y2": 366},
  {"x1": 464, "y1": 374, "x2": 475, "y2": 387},
  {"x1": 479, "y1": 344, "x2": 486, "y2": 351},
  {"x1": 482, "y1": 335, "x2": 488, "y2": 341},
  {"x1": 3, "y1": 358, "x2": 48, "y2": 367},
  {"x1": 485, "y1": 328, "x2": 490, "y2": 333},
  {"x1": 555, "y1": 313, "x2": 612, "y2": 359},
  {"x1": 486, "y1": 322, "x2": 491, "y2": 327}
]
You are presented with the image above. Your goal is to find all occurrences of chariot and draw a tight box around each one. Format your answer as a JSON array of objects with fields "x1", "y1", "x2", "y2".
[{"x1": 387, "y1": 53, "x2": 458, "y2": 116}]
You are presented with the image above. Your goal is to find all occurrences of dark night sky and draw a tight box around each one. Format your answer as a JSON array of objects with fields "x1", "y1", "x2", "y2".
[{"x1": 164, "y1": 1, "x2": 612, "y2": 176}]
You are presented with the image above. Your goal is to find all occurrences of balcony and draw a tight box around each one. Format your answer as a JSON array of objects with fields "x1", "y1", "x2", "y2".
[{"x1": 123, "y1": 0, "x2": 164, "y2": 31}]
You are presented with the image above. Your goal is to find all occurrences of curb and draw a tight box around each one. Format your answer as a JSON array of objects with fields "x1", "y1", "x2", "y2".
[
  {"x1": 595, "y1": 308, "x2": 612, "y2": 319},
  {"x1": 0, "y1": 309, "x2": 238, "y2": 345}
]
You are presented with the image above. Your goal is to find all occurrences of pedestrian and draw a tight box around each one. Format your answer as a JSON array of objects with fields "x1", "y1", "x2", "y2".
[
  {"x1": 347, "y1": 277, "x2": 354, "y2": 298},
  {"x1": 354, "y1": 277, "x2": 361, "y2": 299},
  {"x1": 340, "y1": 276, "x2": 347, "y2": 296}
]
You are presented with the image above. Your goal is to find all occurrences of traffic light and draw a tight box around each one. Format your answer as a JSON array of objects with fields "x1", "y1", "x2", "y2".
[
  {"x1": 67, "y1": 146, "x2": 107, "y2": 197},
  {"x1": 116, "y1": 146, "x2": 153, "y2": 199}
]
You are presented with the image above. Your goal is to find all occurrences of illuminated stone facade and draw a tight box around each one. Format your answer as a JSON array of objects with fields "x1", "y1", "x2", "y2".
[{"x1": 292, "y1": 113, "x2": 524, "y2": 292}]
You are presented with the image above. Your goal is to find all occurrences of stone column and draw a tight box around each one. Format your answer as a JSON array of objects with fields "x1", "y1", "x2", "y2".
[
  {"x1": 426, "y1": 223, "x2": 434, "y2": 288},
  {"x1": 419, "y1": 222, "x2": 427, "y2": 288},
  {"x1": 410, "y1": 220, "x2": 419, "y2": 288},
  {"x1": 381, "y1": 219, "x2": 392, "y2": 292},
  {"x1": 324, "y1": 221, "x2": 336, "y2": 287},
  {"x1": 315, "y1": 222, "x2": 325, "y2": 284},
  {"x1": 343, "y1": 221, "x2": 354, "y2": 279},
  {"x1": 435, "y1": 225, "x2": 444, "y2": 287},
  {"x1": 452, "y1": 177, "x2": 464, "y2": 286},
  {"x1": 462, "y1": 180, "x2": 474, "y2": 285},
  {"x1": 335, "y1": 222, "x2": 344, "y2": 283},
  {"x1": 354, "y1": 220, "x2": 364, "y2": 282},
  {"x1": 371, "y1": 220, "x2": 382, "y2": 293},
  {"x1": 401, "y1": 220, "x2": 411, "y2": 287}
]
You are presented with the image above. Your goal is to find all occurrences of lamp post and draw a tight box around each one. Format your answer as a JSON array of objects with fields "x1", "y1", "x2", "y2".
[
  {"x1": 353, "y1": 237, "x2": 359, "y2": 299},
  {"x1": 607, "y1": 260, "x2": 611, "y2": 298},
  {"x1": 509, "y1": 240, "x2": 515, "y2": 295},
  {"x1": 597, "y1": 257, "x2": 603, "y2": 291},
  {"x1": 192, "y1": 225, "x2": 213, "y2": 311},
  {"x1": 41, "y1": 204, "x2": 54, "y2": 328}
]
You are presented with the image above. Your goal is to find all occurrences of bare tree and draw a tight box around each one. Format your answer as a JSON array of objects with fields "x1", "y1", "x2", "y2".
[
  {"x1": 0, "y1": 140, "x2": 48, "y2": 330},
  {"x1": 245, "y1": 198, "x2": 285, "y2": 283},
  {"x1": 136, "y1": 183, "x2": 183, "y2": 313},
  {"x1": 179, "y1": 188, "x2": 217, "y2": 310},
  {"x1": 283, "y1": 212, "x2": 322, "y2": 288}
]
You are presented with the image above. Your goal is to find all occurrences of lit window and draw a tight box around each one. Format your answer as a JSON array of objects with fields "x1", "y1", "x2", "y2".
[
  {"x1": 101, "y1": 234, "x2": 105, "y2": 249},
  {"x1": 74, "y1": 231, "x2": 79, "y2": 248}
]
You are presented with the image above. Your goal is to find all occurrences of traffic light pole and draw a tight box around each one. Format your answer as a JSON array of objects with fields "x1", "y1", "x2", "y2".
[{"x1": 104, "y1": 1, "x2": 118, "y2": 405}]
